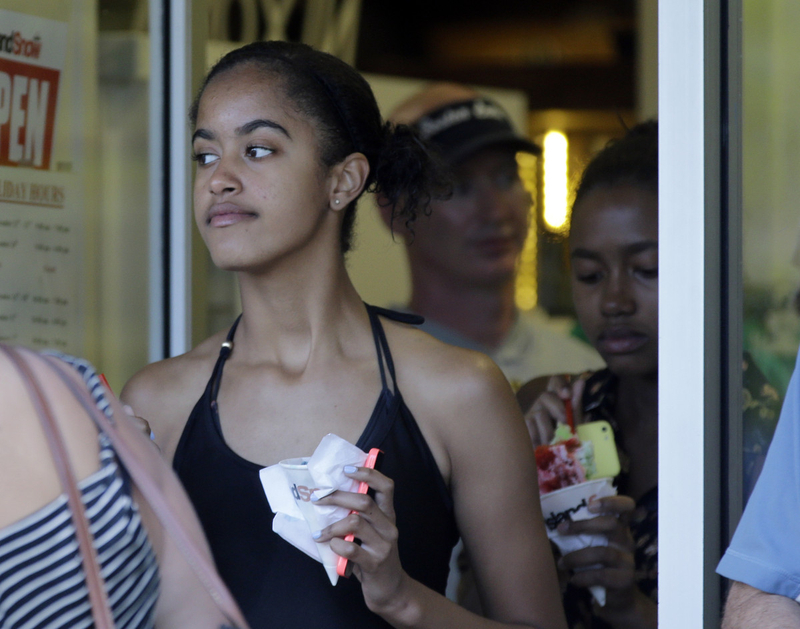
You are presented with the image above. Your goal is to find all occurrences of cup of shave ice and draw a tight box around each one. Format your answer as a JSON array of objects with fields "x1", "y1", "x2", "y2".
[
  {"x1": 539, "y1": 477, "x2": 617, "y2": 606},
  {"x1": 539, "y1": 477, "x2": 617, "y2": 534},
  {"x1": 536, "y1": 417, "x2": 619, "y2": 606},
  {"x1": 278, "y1": 458, "x2": 341, "y2": 583}
]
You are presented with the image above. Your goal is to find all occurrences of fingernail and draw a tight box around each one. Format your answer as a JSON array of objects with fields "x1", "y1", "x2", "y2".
[
  {"x1": 310, "y1": 493, "x2": 319, "y2": 502},
  {"x1": 343, "y1": 465, "x2": 358, "y2": 474},
  {"x1": 588, "y1": 498, "x2": 601, "y2": 513},
  {"x1": 557, "y1": 521, "x2": 569, "y2": 534},
  {"x1": 312, "y1": 530, "x2": 321, "y2": 540}
]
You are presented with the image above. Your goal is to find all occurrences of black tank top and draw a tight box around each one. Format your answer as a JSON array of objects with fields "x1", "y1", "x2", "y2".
[{"x1": 173, "y1": 305, "x2": 459, "y2": 628}]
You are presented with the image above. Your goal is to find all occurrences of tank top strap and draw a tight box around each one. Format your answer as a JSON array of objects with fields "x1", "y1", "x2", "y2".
[
  {"x1": 210, "y1": 314, "x2": 242, "y2": 404},
  {"x1": 365, "y1": 304, "x2": 423, "y2": 393}
]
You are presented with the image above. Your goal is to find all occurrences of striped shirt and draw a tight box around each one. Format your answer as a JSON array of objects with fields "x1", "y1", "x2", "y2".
[{"x1": 0, "y1": 354, "x2": 160, "y2": 628}]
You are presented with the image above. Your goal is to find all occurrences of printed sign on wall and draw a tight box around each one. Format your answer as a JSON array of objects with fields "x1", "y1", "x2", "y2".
[{"x1": 0, "y1": 9, "x2": 76, "y2": 352}]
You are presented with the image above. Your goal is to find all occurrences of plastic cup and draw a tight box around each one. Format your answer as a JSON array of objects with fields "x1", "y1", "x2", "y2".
[
  {"x1": 540, "y1": 477, "x2": 617, "y2": 606},
  {"x1": 279, "y1": 458, "x2": 341, "y2": 584}
]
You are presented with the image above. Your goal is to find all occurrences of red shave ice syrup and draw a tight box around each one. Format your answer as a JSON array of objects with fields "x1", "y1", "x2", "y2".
[{"x1": 535, "y1": 437, "x2": 587, "y2": 494}]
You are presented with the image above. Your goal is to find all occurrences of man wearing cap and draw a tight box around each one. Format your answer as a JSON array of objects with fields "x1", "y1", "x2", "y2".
[{"x1": 383, "y1": 83, "x2": 604, "y2": 391}]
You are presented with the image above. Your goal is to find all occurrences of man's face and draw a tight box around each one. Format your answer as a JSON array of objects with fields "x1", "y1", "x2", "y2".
[{"x1": 407, "y1": 147, "x2": 531, "y2": 289}]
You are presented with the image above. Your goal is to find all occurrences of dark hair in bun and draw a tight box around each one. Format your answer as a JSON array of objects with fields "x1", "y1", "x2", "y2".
[{"x1": 192, "y1": 40, "x2": 451, "y2": 253}]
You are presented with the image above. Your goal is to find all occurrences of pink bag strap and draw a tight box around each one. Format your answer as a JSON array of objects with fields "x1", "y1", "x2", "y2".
[
  {"x1": 0, "y1": 345, "x2": 115, "y2": 629},
  {"x1": 38, "y1": 351, "x2": 249, "y2": 629}
]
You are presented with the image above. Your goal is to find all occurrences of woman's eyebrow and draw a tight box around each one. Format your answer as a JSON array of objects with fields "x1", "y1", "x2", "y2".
[
  {"x1": 192, "y1": 128, "x2": 214, "y2": 143},
  {"x1": 236, "y1": 118, "x2": 291, "y2": 139},
  {"x1": 191, "y1": 119, "x2": 292, "y2": 145},
  {"x1": 571, "y1": 241, "x2": 658, "y2": 260},
  {"x1": 624, "y1": 241, "x2": 658, "y2": 255}
]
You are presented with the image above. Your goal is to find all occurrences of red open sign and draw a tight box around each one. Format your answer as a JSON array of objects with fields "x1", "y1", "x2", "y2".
[{"x1": 0, "y1": 57, "x2": 59, "y2": 170}]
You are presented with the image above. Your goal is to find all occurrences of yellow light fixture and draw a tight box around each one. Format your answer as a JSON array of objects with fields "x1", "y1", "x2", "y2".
[
  {"x1": 515, "y1": 151, "x2": 538, "y2": 311},
  {"x1": 543, "y1": 130, "x2": 569, "y2": 232}
]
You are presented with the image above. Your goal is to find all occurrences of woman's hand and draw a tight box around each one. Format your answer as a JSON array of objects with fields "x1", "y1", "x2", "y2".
[
  {"x1": 557, "y1": 495, "x2": 656, "y2": 629},
  {"x1": 524, "y1": 375, "x2": 587, "y2": 447},
  {"x1": 311, "y1": 466, "x2": 411, "y2": 619},
  {"x1": 122, "y1": 404, "x2": 156, "y2": 440}
]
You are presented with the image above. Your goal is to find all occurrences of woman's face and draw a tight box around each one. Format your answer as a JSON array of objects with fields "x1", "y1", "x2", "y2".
[
  {"x1": 569, "y1": 185, "x2": 658, "y2": 378},
  {"x1": 191, "y1": 64, "x2": 337, "y2": 272}
]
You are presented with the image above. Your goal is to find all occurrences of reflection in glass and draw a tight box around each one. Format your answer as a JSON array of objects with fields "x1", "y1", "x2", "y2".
[{"x1": 741, "y1": 0, "x2": 800, "y2": 501}]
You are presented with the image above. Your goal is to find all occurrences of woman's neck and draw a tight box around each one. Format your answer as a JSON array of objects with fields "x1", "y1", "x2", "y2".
[{"x1": 233, "y1": 253, "x2": 366, "y2": 370}]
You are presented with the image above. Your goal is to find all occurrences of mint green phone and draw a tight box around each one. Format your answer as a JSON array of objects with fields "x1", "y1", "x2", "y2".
[{"x1": 577, "y1": 420, "x2": 621, "y2": 479}]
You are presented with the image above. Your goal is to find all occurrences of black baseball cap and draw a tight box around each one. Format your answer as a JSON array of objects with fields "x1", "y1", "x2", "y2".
[{"x1": 412, "y1": 97, "x2": 541, "y2": 164}]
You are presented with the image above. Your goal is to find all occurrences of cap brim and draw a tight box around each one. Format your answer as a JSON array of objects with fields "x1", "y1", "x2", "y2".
[{"x1": 443, "y1": 132, "x2": 542, "y2": 163}]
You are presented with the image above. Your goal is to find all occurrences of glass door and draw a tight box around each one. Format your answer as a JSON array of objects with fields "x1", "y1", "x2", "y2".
[{"x1": 0, "y1": 0, "x2": 154, "y2": 391}]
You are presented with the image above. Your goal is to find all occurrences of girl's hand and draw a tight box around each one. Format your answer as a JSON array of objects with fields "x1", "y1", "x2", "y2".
[
  {"x1": 123, "y1": 404, "x2": 155, "y2": 440},
  {"x1": 557, "y1": 495, "x2": 656, "y2": 628},
  {"x1": 311, "y1": 466, "x2": 410, "y2": 618},
  {"x1": 524, "y1": 375, "x2": 586, "y2": 447}
]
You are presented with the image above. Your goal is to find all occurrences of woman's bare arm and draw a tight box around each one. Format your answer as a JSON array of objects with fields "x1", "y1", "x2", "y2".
[
  {"x1": 441, "y1": 356, "x2": 566, "y2": 628},
  {"x1": 316, "y1": 340, "x2": 567, "y2": 629}
]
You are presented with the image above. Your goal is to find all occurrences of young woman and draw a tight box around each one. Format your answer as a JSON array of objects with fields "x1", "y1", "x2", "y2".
[
  {"x1": 517, "y1": 122, "x2": 658, "y2": 629},
  {"x1": 122, "y1": 41, "x2": 566, "y2": 629},
  {"x1": 517, "y1": 121, "x2": 779, "y2": 629},
  {"x1": 0, "y1": 346, "x2": 247, "y2": 629}
]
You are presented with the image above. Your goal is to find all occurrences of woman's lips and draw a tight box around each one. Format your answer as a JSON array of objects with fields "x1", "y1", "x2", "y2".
[
  {"x1": 207, "y1": 204, "x2": 256, "y2": 227},
  {"x1": 596, "y1": 329, "x2": 649, "y2": 355}
]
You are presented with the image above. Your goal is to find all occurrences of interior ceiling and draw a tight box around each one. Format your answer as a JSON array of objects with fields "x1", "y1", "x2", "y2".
[
  {"x1": 99, "y1": 0, "x2": 637, "y2": 111},
  {"x1": 355, "y1": 0, "x2": 637, "y2": 111}
]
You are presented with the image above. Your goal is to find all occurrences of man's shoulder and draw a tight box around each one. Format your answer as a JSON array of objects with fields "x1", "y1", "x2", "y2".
[
  {"x1": 494, "y1": 310, "x2": 605, "y2": 384},
  {"x1": 385, "y1": 304, "x2": 486, "y2": 352}
]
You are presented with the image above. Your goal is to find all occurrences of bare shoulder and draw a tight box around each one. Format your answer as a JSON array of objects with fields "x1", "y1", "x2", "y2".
[
  {"x1": 380, "y1": 318, "x2": 512, "y2": 411},
  {"x1": 378, "y1": 319, "x2": 524, "y2": 480},
  {"x1": 120, "y1": 331, "x2": 226, "y2": 460}
]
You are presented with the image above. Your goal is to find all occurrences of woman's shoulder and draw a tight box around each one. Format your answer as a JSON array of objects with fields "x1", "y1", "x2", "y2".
[
  {"x1": 380, "y1": 319, "x2": 526, "y2": 483},
  {"x1": 120, "y1": 331, "x2": 228, "y2": 456},
  {"x1": 380, "y1": 320, "x2": 519, "y2": 440},
  {"x1": 382, "y1": 318, "x2": 509, "y2": 398},
  {"x1": 123, "y1": 333, "x2": 223, "y2": 397}
]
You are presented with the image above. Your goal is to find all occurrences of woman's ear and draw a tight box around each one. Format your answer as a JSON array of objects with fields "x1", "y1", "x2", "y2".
[{"x1": 328, "y1": 152, "x2": 370, "y2": 211}]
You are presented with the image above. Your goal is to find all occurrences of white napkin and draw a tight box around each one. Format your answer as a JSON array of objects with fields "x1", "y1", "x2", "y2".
[
  {"x1": 542, "y1": 479, "x2": 617, "y2": 606},
  {"x1": 259, "y1": 434, "x2": 369, "y2": 585}
]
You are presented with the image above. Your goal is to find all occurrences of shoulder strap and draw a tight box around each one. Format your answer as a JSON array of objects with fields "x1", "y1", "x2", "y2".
[
  {"x1": 210, "y1": 315, "x2": 241, "y2": 403},
  {"x1": 367, "y1": 305, "x2": 425, "y2": 326},
  {"x1": 366, "y1": 306, "x2": 389, "y2": 391},
  {"x1": 366, "y1": 305, "x2": 404, "y2": 390},
  {"x1": 37, "y1": 351, "x2": 250, "y2": 629},
  {"x1": 0, "y1": 345, "x2": 115, "y2": 629}
]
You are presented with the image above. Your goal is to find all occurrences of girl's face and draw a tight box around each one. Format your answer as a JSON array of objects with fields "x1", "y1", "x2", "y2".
[
  {"x1": 191, "y1": 65, "x2": 338, "y2": 272},
  {"x1": 569, "y1": 185, "x2": 658, "y2": 378}
]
